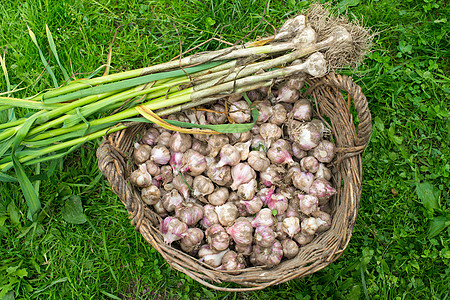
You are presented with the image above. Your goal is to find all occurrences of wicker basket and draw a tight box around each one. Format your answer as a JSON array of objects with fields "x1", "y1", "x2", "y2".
[{"x1": 96, "y1": 72, "x2": 372, "y2": 292}]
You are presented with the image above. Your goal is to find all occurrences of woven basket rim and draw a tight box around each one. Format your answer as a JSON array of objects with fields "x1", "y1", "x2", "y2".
[{"x1": 96, "y1": 72, "x2": 372, "y2": 292}]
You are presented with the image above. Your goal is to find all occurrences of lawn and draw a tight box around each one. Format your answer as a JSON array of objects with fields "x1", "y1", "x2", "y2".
[{"x1": 0, "y1": 0, "x2": 449, "y2": 299}]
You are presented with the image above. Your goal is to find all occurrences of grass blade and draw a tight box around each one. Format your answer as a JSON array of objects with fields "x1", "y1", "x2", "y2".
[
  {"x1": 27, "y1": 25, "x2": 59, "y2": 88},
  {"x1": 0, "y1": 171, "x2": 18, "y2": 182},
  {"x1": 45, "y1": 24, "x2": 70, "y2": 82},
  {"x1": 0, "y1": 49, "x2": 11, "y2": 94}
]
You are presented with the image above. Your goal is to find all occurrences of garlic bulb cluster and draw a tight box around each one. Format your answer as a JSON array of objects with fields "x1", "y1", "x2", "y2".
[{"x1": 128, "y1": 82, "x2": 337, "y2": 270}]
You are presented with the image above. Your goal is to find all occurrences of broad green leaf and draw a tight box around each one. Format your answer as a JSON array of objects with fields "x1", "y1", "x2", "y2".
[
  {"x1": 337, "y1": 0, "x2": 360, "y2": 12},
  {"x1": 0, "y1": 172, "x2": 17, "y2": 182},
  {"x1": 7, "y1": 201, "x2": 20, "y2": 225},
  {"x1": 416, "y1": 181, "x2": 440, "y2": 211},
  {"x1": 427, "y1": 216, "x2": 450, "y2": 238},
  {"x1": 61, "y1": 195, "x2": 87, "y2": 224}
]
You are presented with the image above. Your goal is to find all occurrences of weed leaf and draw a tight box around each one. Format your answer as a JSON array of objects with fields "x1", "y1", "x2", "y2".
[
  {"x1": 45, "y1": 24, "x2": 70, "y2": 82},
  {"x1": 427, "y1": 216, "x2": 450, "y2": 238},
  {"x1": 61, "y1": 195, "x2": 87, "y2": 224},
  {"x1": 416, "y1": 181, "x2": 440, "y2": 211}
]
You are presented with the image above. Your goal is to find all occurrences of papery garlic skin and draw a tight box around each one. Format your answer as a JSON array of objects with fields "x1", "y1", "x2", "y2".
[
  {"x1": 301, "y1": 217, "x2": 319, "y2": 235},
  {"x1": 172, "y1": 174, "x2": 193, "y2": 200},
  {"x1": 215, "y1": 203, "x2": 239, "y2": 227},
  {"x1": 180, "y1": 228, "x2": 204, "y2": 253},
  {"x1": 217, "y1": 144, "x2": 241, "y2": 167},
  {"x1": 200, "y1": 204, "x2": 220, "y2": 228},
  {"x1": 162, "y1": 189, "x2": 183, "y2": 212},
  {"x1": 130, "y1": 164, "x2": 152, "y2": 188},
  {"x1": 206, "y1": 224, "x2": 230, "y2": 251},
  {"x1": 193, "y1": 175, "x2": 215, "y2": 197},
  {"x1": 235, "y1": 243, "x2": 252, "y2": 256},
  {"x1": 308, "y1": 178, "x2": 337, "y2": 205},
  {"x1": 312, "y1": 210, "x2": 332, "y2": 232},
  {"x1": 170, "y1": 132, "x2": 192, "y2": 153},
  {"x1": 227, "y1": 217, "x2": 254, "y2": 245},
  {"x1": 160, "y1": 217, "x2": 188, "y2": 244},
  {"x1": 298, "y1": 194, "x2": 319, "y2": 215},
  {"x1": 133, "y1": 143, "x2": 152, "y2": 164},
  {"x1": 175, "y1": 202, "x2": 204, "y2": 227},
  {"x1": 251, "y1": 240, "x2": 283, "y2": 267},
  {"x1": 206, "y1": 104, "x2": 228, "y2": 125},
  {"x1": 218, "y1": 250, "x2": 246, "y2": 271},
  {"x1": 292, "y1": 99, "x2": 313, "y2": 122},
  {"x1": 181, "y1": 149, "x2": 207, "y2": 176},
  {"x1": 255, "y1": 101, "x2": 273, "y2": 124},
  {"x1": 260, "y1": 165, "x2": 285, "y2": 187},
  {"x1": 237, "y1": 179, "x2": 257, "y2": 201},
  {"x1": 312, "y1": 140, "x2": 336, "y2": 163},
  {"x1": 142, "y1": 128, "x2": 160, "y2": 146},
  {"x1": 259, "y1": 123, "x2": 282, "y2": 148},
  {"x1": 292, "y1": 142, "x2": 307, "y2": 160},
  {"x1": 281, "y1": 217, "x2": 301, "y2": 238},
  {"x1": 282, "y1": 239, "x2": 299, "y2": 259},
  {"x1": 207, "y1": 163, "x2": 232, "y2": 186},
  {"x1": 156, "y1": 131, "x2": 172, "y2": 148},
  {"x1": 270, "y1": 104, "x2": 287, "y2": 126},
  {"x1": 267, "y1": 194, "x2": 289, "y2": 215},
  {"x1": 207, "y1": 135, "x2": 230, "y2": 158},
  {"x1": 292, "y1": 171, "x2": 314, "y2": 193},
  {"x1": 247, "y1": 151, "x2": 270, "y2": 172},
  {"x1": 198, "y1": 245, "x2": 228, "y2": 268},
  {"x1": 208, "y1": 187, "x2": 229, "y2": 206},
  {"x1": 141, "y1": 185, "x2": 161, "y2": 205},
  {"x1": 294, "y1": 232, "x2": 314, "y2": 246},
  {"x1": 229, "y1": 101, "x2": 251, "y2": 124},
  {"x1": 300, "y1": 156, "x2": 319, "y2": 173},
  {"x1": 230, "y1": 163, "x2": 256, "y2": 190},
  {"x1": 234, "y1": 140, "x2": 251, "y2": 161},
  {"x1": 151, "y1": 145, "x2": 171, "y2": 165},
  {"x1": 240, "y1": 197, "x2": 263, "y2": 215},
  {"x1": 254, "y1": 226, "x2": 277, "y2": 248},
  {"x1": 251, "y1": 208, "x2": 275, "y2": 228},
  {"x1": 153, "y1": 200, "x2": 168, "y2": 217},
  {"x1": 289, "y1": 121, "x2": 321, "y2": 151}
]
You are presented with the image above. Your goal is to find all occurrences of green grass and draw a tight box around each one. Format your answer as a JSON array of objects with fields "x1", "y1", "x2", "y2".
[{"x1": 1, "y1": 0, "x2": 449, "y2": 299}]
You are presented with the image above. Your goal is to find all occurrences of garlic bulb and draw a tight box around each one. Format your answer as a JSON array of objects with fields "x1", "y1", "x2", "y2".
[
  {"x1": 267, "y1": 140, "x2": 295, "y2": 165},
  {"x1": 294, "y1": 232, "x2": 314, "y2": 246},
  {"x1": 255, "y1": 101, "x2": 273, "y2": 124},
  {"x1": 156, "y1": 165, "x2": 173, "y2": 184},
  {"x1": 312, "y1": 210, "x2": 332, "y2": 232},
  {"x1": 153, "y1": 200, "x2": 168, "y2": 217},
  {"x1": 208, "y1": 187, "x2": 229, "y2": 206},
  {"x1": 292, "y1": 99, "x2": 313, "y2": 122},
  {"x1": 282, "y1": 239, "x2": 299, "y2": 259},
  {"x1": 169, "y1": 152, "x2": 183, "y2": 174},
  {"x1": 235, "y1": 243, "x2": 252, "y2": 256},
  {"x1": 300, "y1": 156, "x2": 319, "y2": 173},
  {"x1": 160, "y1": 216, "x2": 188, "y2": 244},
  {"x1": 170, "y1": 132, "x2": 192, "y2": 153},
  {"x1": 175, "y1": 202, "x2": 204, "y2": 227},
  {"x1": 227, "y1": 217, "x2": 254, "y2": 245},
  {"x1": 156, "y1": 131, "x2": 172, "y2": 148},
  {"x1": 289, "y1": 121, "x2": 321, "y2": 151},
  {"x1": 251, "y1": 135, "x2": 268, "y2": 152},
  {"x1": 130, "y1": 164, "x2": 152, "y2": 188},
  {"x1": 217, "y1": 144, "x2": 241, "y2": 167},
  {"x1": 298, "y1": 194, "x2": 319, "y2": 215},
  {"x1": 228, "y1": 131, "x2": 252, "y2": 144},
  {"x1": 259, "y1": 165, "x2": 284, "y2": 187},
  {"x1": 145, "y1": 160, "x2": 161, "y2": 177},
  {"x1": 267, "y1": 194, "x2": 289, "y2": 215},
  {"x1": 308, "y1": 178, "x2": 337, "y2": 205},
  {"x1": 180, "y1": 228, "x2": 204, "y2": 253},
  {"x1": 172, "y1": 174, "x2": 193, "y2": 200},
  {"x1": 206, "y1": 103, "x2": 228, "y2": 125},
  {"x1": 257, "y1": 187, "x2": 275, "y2": 205},
  {"x1": 251, "y1": 208, "x2": 274, "y2": 228},
  {"x1": 205, "y1": 224, "x2": 230, "y2": 251},
  {"x1": 292, "y1": 142, "x2": 307, "y2": 160},
  {"x1": 230, "y1": 163, "x2": 256, "y2": 190},
  {"x1": 240, "y1": 197, "x2": 263, "y2": 215},
  {"x1": 229, "y1": 100, "x2": 251, "y2": 123},
  {"x1": 251, "y1": 240, "x2": 283, "y2": 267},
  {"x1": 133, "y1": 143, "x2": 152, "y2": 164},
  {"x1": 215, "y1": 203, "x2": 238, "y2": 227},
  {"x1": 234, "y1": 140, "x2": 251, "y2": 161},
  {"x1": 259, "y1": 123, "x2": 282, "y2": 148},
  {"x1": 292, "y1": 171, "x2": 314, "y2": 193},
  {"x1": 198, "y1": 245, "x2": 228, "y2": 268},
  {"x1": 206, "y1": 163, "x2": 232, "y2": 186},
  {"x1": 247, "y1": 151, "x2": 270, "y2": 172},
  {"x1": 281, "y1": 217, "x2": 301, "y2": 237},
  {"x1": 285, "y1": 163, "x2": 301, "y2": 185},
  {"x1": 193, "y1": 175, "x2": 214, "y2": 197},
  {"x1": 254, "y1": 226, "x2": 276, "y2": 248},
  {"x1": 207, "y1": 135, "x2": 230, "y2": 158},
  {"x1": 315, "y1": 163, "x2": 332, "y2": 181},
  {"x1": 151, "y1": 145, "x2": 171, "y2": 165},
  {"x1": 237, "y1": 179, "x2": 257, "y2": 201},
  {"x1": 162, "y1": 189, "x2": 183, "y2": 212},
  {"x1": 181, "y1": 149, "x2": 207, "y2": 176},
  {"x1": 200, "y1": 204, "x2": 220, "y2": 228},
  {"x1": 301, "y1": 217, "x2": 319, "y2": 235},
  {"x1": 142, "y1": 128, "x2": 160, "y2": 146},
  {"x1": 312, "y1": 140, "x2": 336, "y2": 163},
  {"x1": 141, "y1": 185, "x2": 161, "y2": 205},
  {"x1": 269, "y1": 104, "x2": 287, "y2": 126},
  {"x1": 191, "y1": 139, "x2": 210, "y2": 156},
  {"x1": 218, "y1": 251, "x2": 246, "y2": 271},
  {"x1": 276, "y1": 85, "x2": 300, "y2": 103}
]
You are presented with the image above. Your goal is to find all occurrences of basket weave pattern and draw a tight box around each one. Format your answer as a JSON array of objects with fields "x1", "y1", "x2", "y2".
[{"x1": 96, "y1": 73, "x2": 372, "y2": 291}]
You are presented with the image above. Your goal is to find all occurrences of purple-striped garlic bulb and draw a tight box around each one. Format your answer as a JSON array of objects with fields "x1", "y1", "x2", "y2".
[
  {"x1": 162, "y1": 189, "x2": 183, "y2": 212},
  {"x1": 181, "y1": 149, "x2": 207, "y2": 176},
  {"x1": 215, "y1": 203, "x2": 238, "y2": 227},
  {"x1": 292, "y1": 99, "x2": 313, "y2": 122},
  {"x1": 267, "y1": 139, "x2": 295, "y2": 166},
  {"x1": 247, "y1": 151, "x2": 270, "y2": 172},
  {"x1": 180, "y1": 228, "x2": 204, "y2": 253},
  {"x1": 300, "y1": 156, "x2": 319, "y2": 173},
  {"x1": 281, "y1": 217, "x2": 301, "y2": 238},
  {"x1": 301, "y1": 217, "x2": 319, "y2": 235},
  {"x1": 169, "y1": 152, "x2": 183, "y2": 174},
  {"x1": 308, "y1": 178, "x2": 337, "y2": 205},
  {"x1": 237, "y1": 179, "x2": 257, "y2": 201},
  {"x1": 172, "y1": 174, "x2": 193, "y2": 199},
  {"x1": 276, "y1": 84, "x2": 300, "y2": 103},
  {"x1": 217, "y1": 144, "x2": 241, "y2": 167},
  {"x1": 292, "y1": 142, "x2": 307, "y2": 160},
  {"x1": 206, "y1": 224, "x2": 230, "y2": 251},
  {"x1": 170, "y1": 132, "x2": 192, "y2": 153},
  {"x1": 257, "y1": 187, "x2": 275, "y2": 205},
  {"x1": 267, "y1": 194, "x2": 289, "y2": 215},
  {"x1": 133, "y1": 143, "x2": 152, "y2": 164},
  {"x1": 130, "y1": 164, "x2": 152, "y2": 188},
  {"x1": 254, "y1": 225, "x2": 277, "y2": 248},
  {"x1": 227, "y1": 217, "x2": 254, "y2": 245},
  {"x1": 141, "y1": 185, "x2": 161, "y2": 205},
  {"x1": 270, "y1": 104, "x2": 287, "y2": 126},
  {"x1": 255, "y1": 101, "x2": 273, "y2": 124},
  {"x1": 312, "y1": 140, "x2": 336, "y2": 163},
  {"x1": 156, "y1": 165, "x2": 173, "y2": 184},
  {"x1": 282, "y1": 239, "x2": 299, "y2": 259},
  {"x1": 156, "y1": 131, "x2": 172, "y2": 148},
  {"x1": 315, "y1": 163, "x2": 332, "y2": 181},
  {"x1": 208, "y1": 187, "x2": 229, "y2": 206},
  {"x1": 234, "y1": 140, "x2": 251, "y2": 161},
  {"x1": 175, "y1": 202, "x2": 204, "y2": 226},
  {"x1": 251, "y1": 208, "x2": 275, "y2": 228},
  {"x1": 198, "y1": 245, "x2": 228, "y2": 268},
  {"x1": 292, "y1": 171, "x2": 314, "y2": 193},
  {"x1": 200, "y1": 204, "x2": 220, "y2": 228},
  {"x1": 145, "y1": 160, "x2": 161, "y2": 177},
  {"x1": 193, "y1": 175, "x2": 214, "y2": 197},
  {"x1": 160, "y1": 217, "x2": 188, "y2": 244},
  {"x1": 289, "y1": 121, "x2": 321, "y2": 151},
  {"x1": 259, "y1": 165, "x2": 285, "y2": 187},
  {"x1": 218, "y1": 251, "x2": 246, "y2": 271},
  {"x1": 207, "y1": 135, "x2": 230, "y2": 158},
  {"x1": 151, "y1": 145, "x2": 171, "y2": 165},
  {"x1": 251, "y1": 240, "x2": 283, "y2": 267},
  {"x1": 230, "y1": 163, "x2": 256, "y2": 190},
  {"x1": 206, "y1": 163, "x2": 232, "y2": 186},
  {"x1": 142, "y1": 128, "x2": 160, "y2": 146},
  {"x1": 153, "y1": 200, "x2": 168, "y2": 217},
  {"x1": 240, "y1": 197, "x2": 263, "y2": 215},
  {"x1": 298, "y1": 194, "x2": 319, "y2": 215}
]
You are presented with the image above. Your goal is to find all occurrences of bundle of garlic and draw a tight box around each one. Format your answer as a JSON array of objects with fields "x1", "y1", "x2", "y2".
[{"x1": 128, "y1": 81, "x2": 338, "y2": 270}]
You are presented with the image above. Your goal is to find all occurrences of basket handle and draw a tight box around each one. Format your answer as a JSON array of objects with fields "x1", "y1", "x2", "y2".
[{"x1": 306, "y1": 72, "x2": 372, "y2": 149}]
